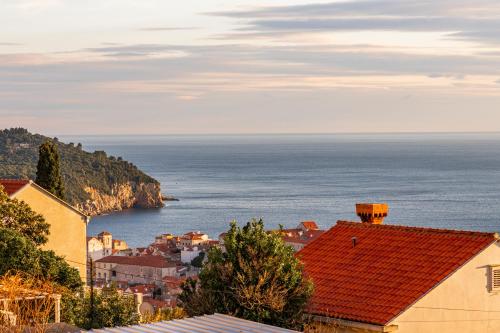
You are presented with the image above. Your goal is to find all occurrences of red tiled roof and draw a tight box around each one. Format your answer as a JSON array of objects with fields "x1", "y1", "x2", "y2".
[
  {"x1": 300, "y1": 221, "x2": 319, "y2": 230},
  {"x1": 297, "y1": 221, "x2": 497, "y2": 325},
  {"x1": 282, "y1": 229, "x2": 324, "y2": 245},
  {"x1": 0, "y1": 179, "x2": 30, "y2": 196},
  {"x1": 96, "y1": 255, "x2": 179, "y2": 268}
]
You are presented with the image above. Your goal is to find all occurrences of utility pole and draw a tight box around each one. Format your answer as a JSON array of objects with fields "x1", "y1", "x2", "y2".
[{"x1": 89, "y1": 257, "x2": 96, "y2": 328}]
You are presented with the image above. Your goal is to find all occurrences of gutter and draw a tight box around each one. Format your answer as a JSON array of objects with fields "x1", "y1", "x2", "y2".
[{"x1": 312, "y1": 315, "x2": 398, "y2": 332}]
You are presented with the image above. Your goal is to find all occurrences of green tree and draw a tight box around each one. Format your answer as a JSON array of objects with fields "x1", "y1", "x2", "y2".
[
  {"x1": 0, "y1": 185, "x2": 49, "y2": 245},
  {"x1": 179, "y1": 219, "x2": 313, "y2": 330},
  {"x1": 35, "y1": 141, "x2": 65, "y2": 199},
  {"x1": 190, "y1": 252, "x2": 205, "y2": 268},
  {"x1": 0, "y1": 227, "x2": 82, "y2": 291},
  {"x1": 67, "y1": 284, "x2": 139, "y2": 329}
]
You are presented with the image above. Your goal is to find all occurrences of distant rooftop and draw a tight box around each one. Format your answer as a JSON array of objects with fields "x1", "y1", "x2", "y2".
[
  {"x1": 0, "y1": 179, "x2": 30, "y2": 196},
  {"x1": 87, "y1": 313, "x2": 299, "y2": 332}
]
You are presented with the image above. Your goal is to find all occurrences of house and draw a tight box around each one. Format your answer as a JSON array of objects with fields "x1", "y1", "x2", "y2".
[
  {"x1": 87, "y1": 231, "x2": 129, "y2": 260},
  {"x1": 181, "y1": 246, "x2": 202, "y2": 263},
  {"x1": 1, "y1": 179, "x2": 89, "y2": 281},
  {"x1": 87, "y1": 236, "x2": 105, "y2": 261},
  {"x1": 179, "y1": 231, "x2": 209, "y2": 247},
  {"x1": 85, "y1": 313, "x2": 300, "y2": 332},
  {"x1": 94, "y1": 255, "x2": 180, "y2": 286},
  {"x1": 298, "y1": 203, "x2": 500, "y2": 333},
  {"x1": 280, "y1": 221, "x2": 324, "y2": 251}
]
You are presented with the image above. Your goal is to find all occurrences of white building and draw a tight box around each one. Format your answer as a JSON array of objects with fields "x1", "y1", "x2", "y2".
[{"x1": 181, "y1": 246, "x2": 202, "y2": 264}]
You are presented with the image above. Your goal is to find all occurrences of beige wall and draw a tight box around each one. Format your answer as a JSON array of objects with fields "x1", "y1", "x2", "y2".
[
  {"x1": 389, "y1": 241, "x2": 500, "y2": 333},
  {"x1": 13, "y1": 185, "x2": 88, "y2": 282}
]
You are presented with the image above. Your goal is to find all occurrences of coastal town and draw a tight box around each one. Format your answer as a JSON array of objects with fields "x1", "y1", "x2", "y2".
[
  {"x1": 86, "y1": 220, "x2": 325, "y2": 312},
  {"x1": 3, "y1": 174, "x2": 500, "y2": 332}
]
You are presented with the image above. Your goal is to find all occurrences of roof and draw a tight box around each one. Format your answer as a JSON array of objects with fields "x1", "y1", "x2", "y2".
[
  {"x1": 298, "y1": 221, "x2": 498, "y2": 326},
  {"x1": 95, "y1": 255, "x2": 179, "y2": 268},
  {"x1": 282, "y1": 229, "x2": 324, "y2": 245},
  {"x1": 98, "y1": 231, "x2": 112, "y2": 236},
  {"x1": 0, "y1": 179, "x2": 30, "y2": 196},
  {"x1": 300, "y1": 221, "x2": 319, "y2": 230},
  {"x1": 0, "y1": 179, "x2": 88, "y2": 219},
  {"x1": 87, "y1": 313, "x2": 299, "y2": 332}
]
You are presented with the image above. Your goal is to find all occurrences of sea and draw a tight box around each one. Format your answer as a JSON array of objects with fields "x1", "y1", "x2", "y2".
[{"x1": 61, "y1": 133, "x2": 500, "y2": 248}]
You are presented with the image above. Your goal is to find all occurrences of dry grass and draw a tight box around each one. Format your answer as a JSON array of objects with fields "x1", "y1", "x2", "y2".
[{"x1": 0, "y1": 272, "x2": 61, "y2": 333}]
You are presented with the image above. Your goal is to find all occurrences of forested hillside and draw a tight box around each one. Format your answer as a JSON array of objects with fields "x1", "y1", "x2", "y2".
[{"x1": 0, "y1": 128, "x2": 163, "y2": 215}]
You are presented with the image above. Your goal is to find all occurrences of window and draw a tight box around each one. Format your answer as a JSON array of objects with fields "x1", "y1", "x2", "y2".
[
  {"x1": 490, "y1": 266, "x2": 500, "y2": 292},
  {"x1": 112, "y1": 270, "x2": 116, "y2": 277}
]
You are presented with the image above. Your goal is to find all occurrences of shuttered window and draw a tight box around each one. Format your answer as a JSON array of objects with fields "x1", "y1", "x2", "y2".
[{"x1": 490, "y1": 266, "x2": 500, "y2": 292}]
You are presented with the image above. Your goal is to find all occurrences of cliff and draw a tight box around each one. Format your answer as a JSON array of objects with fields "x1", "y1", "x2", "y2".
[
  {"x1": 78, "y1": 182, "x2": 163, "y2": 216},
  {"x1": 0, "y1": 128, "x2": 165, "y2": 216}
]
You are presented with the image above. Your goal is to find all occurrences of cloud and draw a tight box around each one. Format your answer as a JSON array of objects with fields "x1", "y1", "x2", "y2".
[{"x1": 211, "y1": 0, "x2": 500, "y2": 44}]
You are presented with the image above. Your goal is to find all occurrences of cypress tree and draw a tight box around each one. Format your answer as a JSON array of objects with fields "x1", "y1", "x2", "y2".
[{"x1": 35, "y1": 141, "x2": 65, "y2": 200}]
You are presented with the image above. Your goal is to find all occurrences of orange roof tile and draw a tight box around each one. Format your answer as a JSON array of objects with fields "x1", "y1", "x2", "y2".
[
  {"x1": 0, "y1": 179, "x2": 30, "y2": 196},
  {"x1": 297, "y1": 221, "x2": 497, "y2": 325},
  {"x1": 300, "y1": 221, "x2": 319, "y2": 230}
]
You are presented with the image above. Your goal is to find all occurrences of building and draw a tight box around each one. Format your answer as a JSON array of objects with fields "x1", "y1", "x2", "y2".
[
  {"x1": 181, "y1": 246, "x2": 202, "y2": 263},
  {"x1": 279, "y1": 221, "x2": 325, "y2": 251},
  {"x1": 85, "y1": 313, "x2": 300, "y2": 332},
  {"x1": 298, "y1": 203, "x2": 500, "y2": 333},
  {"x1": 179, "y1": 231, "x2": 209, "y2": 247},
  {"x1": 87, "y1": 236, "x2": 105, "y2": 261},
  {"x1": 94, "y1": 255, "x2": 180, "y2": 286},
  {"x1": 87, "y1": 231, "x2": 129, "y2": 261},
  {"x1": 1, "y1": 179, "x2": 89, "y2": 281}
]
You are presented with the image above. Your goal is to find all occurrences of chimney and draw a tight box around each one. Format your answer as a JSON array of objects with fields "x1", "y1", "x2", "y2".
[{"x1": 356, "y1": 203, "x2": 389, "y2": 224}]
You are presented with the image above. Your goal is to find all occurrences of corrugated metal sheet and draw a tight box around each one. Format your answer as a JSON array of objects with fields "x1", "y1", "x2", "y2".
[{"x1": 88, "y1": 313, "x2": 300, "y2": 333}]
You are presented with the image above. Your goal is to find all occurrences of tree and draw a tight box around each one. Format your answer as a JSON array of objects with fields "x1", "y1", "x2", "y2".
[
  {"x1": 0, "y1": 185, "x2": 49, "y2": 245},
  {"x1": 67, "y1": 284, "x2": 139, "y2": 329},
  {"x1": 190, "y1": 252, "x2": 205, "y2": 268},
  {"x1": 35, "y1": 141, "x2": 65, "y2": 199},
  {"x1": 179, "y1": 219, "x2": 313, "y2": 330},
  {"x1": 0, "y1": 227, "x2": 82, "y2": 291}
]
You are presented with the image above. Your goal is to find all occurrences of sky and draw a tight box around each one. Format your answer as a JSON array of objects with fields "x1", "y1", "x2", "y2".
[{"x1": 1, "y1": 0, "x2": 500, "y2": 135}]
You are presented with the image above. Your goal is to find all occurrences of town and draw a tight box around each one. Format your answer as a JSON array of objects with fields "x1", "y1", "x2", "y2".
[
  {"x1": 86, "y1": 220, "x2": 324, "y2": 312},
  {"x1": 3, "y1": 175, "x2": 500, "y2": 332}
]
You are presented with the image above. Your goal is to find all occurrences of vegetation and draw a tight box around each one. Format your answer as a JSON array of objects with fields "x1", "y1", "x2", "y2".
[
  {"x1": 0, "y1": 227, "x2": 82, "y2": 291},
  {"x1": 64, "y1": 284, "x2": 140, "y2": 329},
  {"x1": 141, "y1": 307, "x2": 186, "y2": 323},
  {"x1": 36, "y1": 141, "x2": 65, "y2": 199},
  {"x1": 0, "y1": 272, "x2": 61, "y2": 333},
  {"x1": 0, "y1": 185, "x2": 50, "y2": 245},
  {"x1": 0, "y1": 127, "x2": 158, "y2": 207},
  {"x1": 190, "y1": 252, "x2": 205, "y2": 268},
  {"x1": 179, "y1": 219, "x2": 313, "y2": 330}
]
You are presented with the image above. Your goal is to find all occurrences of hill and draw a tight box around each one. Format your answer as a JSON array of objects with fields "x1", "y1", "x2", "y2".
[{"x1": 0, "y1": 128, "x2": 163, "y2": 215}]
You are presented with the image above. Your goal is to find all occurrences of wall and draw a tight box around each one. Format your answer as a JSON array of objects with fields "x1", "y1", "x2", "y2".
[
  {"x1": 390, "y1": 241, "x2": 500, "y2": 333},
  {"x1": 13, "y1": 185, "x2": 88, "y2": 282},
  {"x1": 88, "y1": 238, "x2": 104, "y2": 261},
  {"x1": 181, "y1": 248, "x2": 201, "y2": 263},
  {"x1": 13, "y1": 185, "x2": 87, "y2": 281}
]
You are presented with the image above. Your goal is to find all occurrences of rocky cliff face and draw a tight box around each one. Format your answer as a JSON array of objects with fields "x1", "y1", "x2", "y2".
[{"x1": 77, "y1": 182, "x2": 164, "y2": 216}]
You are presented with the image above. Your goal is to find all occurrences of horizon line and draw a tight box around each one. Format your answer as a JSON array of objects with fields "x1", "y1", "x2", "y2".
[{"x1": 54, "y1": 130, "x2": 500, "y2": 137}]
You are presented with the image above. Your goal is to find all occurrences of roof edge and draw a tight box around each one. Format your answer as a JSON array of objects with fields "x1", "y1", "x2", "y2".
[
  {"x1": 336, "y1": 220, "x2": 498, "y2": 238},
  {"x1": 15, "y1": 180, "x2": 89, "y2": 220}
]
